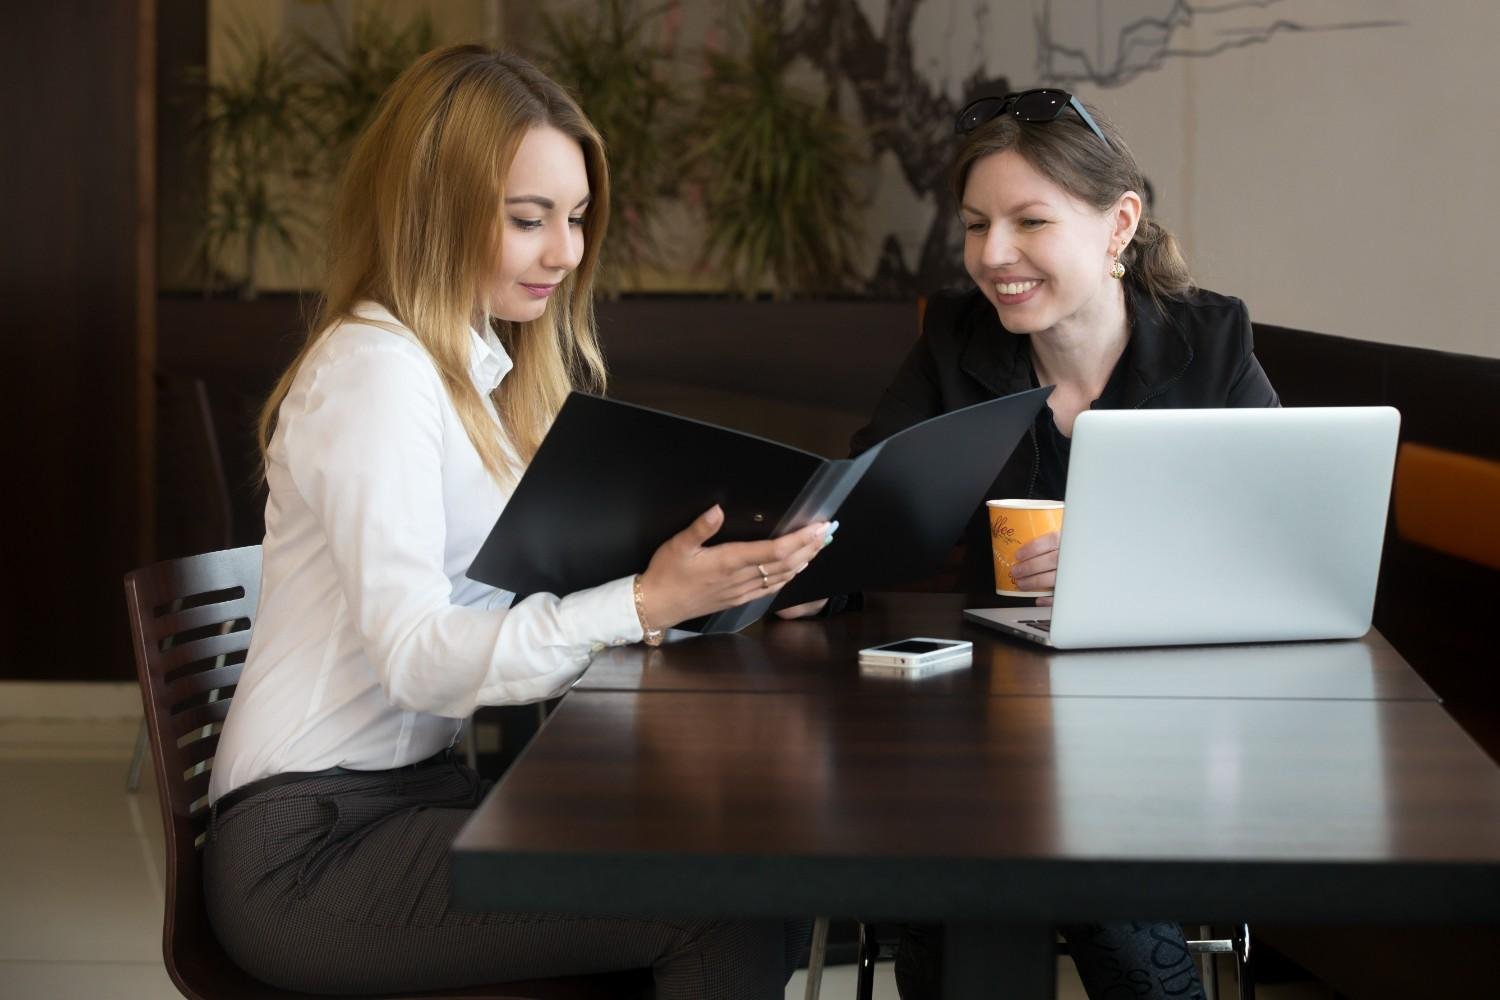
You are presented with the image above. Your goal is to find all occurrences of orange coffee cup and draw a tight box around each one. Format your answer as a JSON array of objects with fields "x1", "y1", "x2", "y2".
[{"x1": 986, "y1": 499, "x2": 1064, "y2": 597}]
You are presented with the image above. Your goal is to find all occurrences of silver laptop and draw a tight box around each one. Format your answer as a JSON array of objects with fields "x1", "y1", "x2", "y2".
[{"x1": 964, "y1": 407, "x2": 1400, "y2": 649}]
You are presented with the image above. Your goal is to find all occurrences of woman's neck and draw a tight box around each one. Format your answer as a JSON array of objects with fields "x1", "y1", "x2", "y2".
[{"x1": 1028, "y1": 280, "x2": 1131, "y2": 397}]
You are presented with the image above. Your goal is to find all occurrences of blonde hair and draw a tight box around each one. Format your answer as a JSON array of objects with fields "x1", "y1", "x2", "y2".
[
  {"x1": 952, "y1": 99, "x2": 1194, "y2": 306},
  {"x1": 258, "y1": 46, "x2": 610, "y2": 484}
]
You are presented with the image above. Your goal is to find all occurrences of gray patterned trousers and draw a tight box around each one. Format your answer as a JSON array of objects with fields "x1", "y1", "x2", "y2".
[{"x1": 204, "y1": 756, "x2": 809, "y2": 998}]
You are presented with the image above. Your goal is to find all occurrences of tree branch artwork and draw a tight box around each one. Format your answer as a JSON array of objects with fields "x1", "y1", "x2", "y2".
[{"x1": 724, "y1": 1, "x2": 1404, "y2": 296}]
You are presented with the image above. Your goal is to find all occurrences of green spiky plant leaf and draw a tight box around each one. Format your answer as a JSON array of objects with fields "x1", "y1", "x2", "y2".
[
  {"x1": 537, "y1": 0, "x2": 678, "y2": 295},
  {"x1": 189, "y1": 21, "x2": 320, "y2": 299},
  {"x1": 688, "y1": 4, "x2": 864, "y2": 299},
  {"x1": 300, "y1": 7, "x2": 437, "y2": 174}
]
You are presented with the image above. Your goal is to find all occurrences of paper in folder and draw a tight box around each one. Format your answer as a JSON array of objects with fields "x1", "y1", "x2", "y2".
[{"x1": 469, "y1": 386, "x2": 1051, "y2": 633}]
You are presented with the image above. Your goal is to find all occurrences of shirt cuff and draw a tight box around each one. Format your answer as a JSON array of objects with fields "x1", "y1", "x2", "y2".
[{"x1": 557, "y1": 574, "x2": 645, "y2": 648}]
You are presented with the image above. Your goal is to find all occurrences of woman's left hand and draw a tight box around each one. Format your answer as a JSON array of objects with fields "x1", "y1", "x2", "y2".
[{"x1": 1012, "y1": 531, "x2": 1060, "y2": 607}]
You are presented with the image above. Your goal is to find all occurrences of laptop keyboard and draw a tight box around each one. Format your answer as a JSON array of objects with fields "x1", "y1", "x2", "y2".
[{"x1": 1019, "y1": 619, "x2": 1052, "y2": 633}]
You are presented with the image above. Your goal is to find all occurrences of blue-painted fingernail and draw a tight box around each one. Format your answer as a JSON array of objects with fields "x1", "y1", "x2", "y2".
[{"x1": 823, "y1": 520, "x2": 839, "y2": 545}]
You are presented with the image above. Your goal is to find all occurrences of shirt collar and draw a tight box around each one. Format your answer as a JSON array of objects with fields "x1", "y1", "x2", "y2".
[
  {"x1": 346, "y1": 300, "x2": 514, "y2": 393},
  {"x1": 468, "y1": 322, "x2": 513, "y2": 393}
]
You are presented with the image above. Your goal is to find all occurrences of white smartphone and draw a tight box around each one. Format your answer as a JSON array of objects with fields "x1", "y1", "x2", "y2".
[{"x1": 857, "y1": 637, "x2": 973, "y2": 676}]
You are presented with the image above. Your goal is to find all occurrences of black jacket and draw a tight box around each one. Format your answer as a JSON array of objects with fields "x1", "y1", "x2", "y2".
[{"x1": 850, "y1": 282, "x2": 1280, "y2": 596}]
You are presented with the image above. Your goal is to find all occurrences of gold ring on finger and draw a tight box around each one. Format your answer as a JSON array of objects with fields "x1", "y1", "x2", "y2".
[{"x1": 757, "y1": 564, "x2": 770, "y2": 588}]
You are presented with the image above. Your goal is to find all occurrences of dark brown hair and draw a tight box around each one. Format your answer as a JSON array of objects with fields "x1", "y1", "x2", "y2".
[{"x1": 952, "y1": 100, "x2": 1194, "y2": 304}]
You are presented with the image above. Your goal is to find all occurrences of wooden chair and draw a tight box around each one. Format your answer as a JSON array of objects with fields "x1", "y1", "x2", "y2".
[{"x1": 124, "y1": 545, "x2": 650, "y2": 1000}]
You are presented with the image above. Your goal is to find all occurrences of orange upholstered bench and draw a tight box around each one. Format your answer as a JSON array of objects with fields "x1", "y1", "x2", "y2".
[{"x1": 1393, "y1": 442, "x2": 1500, "y2": 572}]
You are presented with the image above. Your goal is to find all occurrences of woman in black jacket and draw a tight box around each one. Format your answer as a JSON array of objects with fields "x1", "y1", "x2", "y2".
[{"x1": 783, "y1": 91, "x2": 1279, "y2": 998}]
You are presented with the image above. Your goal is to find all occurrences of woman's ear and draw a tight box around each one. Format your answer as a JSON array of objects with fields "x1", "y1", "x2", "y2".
[{"x1": 1112, "y1": 190, "x2": 1143, "y2": 250}]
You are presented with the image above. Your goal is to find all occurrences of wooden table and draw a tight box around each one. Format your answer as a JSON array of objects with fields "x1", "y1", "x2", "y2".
[
  {"x1": 579, "y1": 593, "x2": 1435, "y2": 702},
  {"x1": 453, "y1": 595, "x2": 1500, "y2": 998}
]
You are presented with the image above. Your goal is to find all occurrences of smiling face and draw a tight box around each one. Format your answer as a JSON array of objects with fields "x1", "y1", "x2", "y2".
[
  {"x1": 485, "y1": 125, "x2": 591, "y2": 323},
  {"x1": 960, "y1": 149, "x2": 1138, "y2": 336}
]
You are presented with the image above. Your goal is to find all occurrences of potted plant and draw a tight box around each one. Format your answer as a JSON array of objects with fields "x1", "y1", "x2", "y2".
[
  {"x1": 191, "y1": 22, "x2": 319, "y2": 300},
  {"x1": 686, "y1": 3, "x2": 865, "y2": 299},
  {"x1": 535, "y1": 0, "x2": 679, "y2": 295},
  {"x1": 299, "y1": 7, "x2": 438, "y2": 177}
]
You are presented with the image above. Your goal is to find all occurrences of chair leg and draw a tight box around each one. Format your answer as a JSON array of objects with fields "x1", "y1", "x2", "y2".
[
  {"x1": 125, "y1": 717, "x2": 148, "y2": 793},
  {"x1": 803, "y1": 917, "x2": 830, "y2": 1000},
  {"x1": 855, "y1": 922, "x2": 879, "y2": 1000},
  {"x1": 460, "y1": 717, "x2": 479, "y2": 771},
  {"x1": 1234, "y1": 923, "x2": 1254, "y2": 1000},
  {"x1": 1199, "y1": 923, "x2": 1219, "y2": 1000}
]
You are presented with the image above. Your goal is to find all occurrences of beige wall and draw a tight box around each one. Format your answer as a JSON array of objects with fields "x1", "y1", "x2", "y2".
[{"x1": 1082, "y1": 0, "x2": 1498, "y2": 358}]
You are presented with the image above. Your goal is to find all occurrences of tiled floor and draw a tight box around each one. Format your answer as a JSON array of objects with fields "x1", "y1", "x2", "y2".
[
  {"x1": 0, "y1": 699, "x2": 1335, "y2": 999},
  {"x1": 0, "y1": 714, "x2": 178, "y2": 997}
]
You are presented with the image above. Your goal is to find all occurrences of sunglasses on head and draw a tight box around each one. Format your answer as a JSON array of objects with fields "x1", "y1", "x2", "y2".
[{"x1": 955, "y1": 89, "x2": 1112, "y2": 151}]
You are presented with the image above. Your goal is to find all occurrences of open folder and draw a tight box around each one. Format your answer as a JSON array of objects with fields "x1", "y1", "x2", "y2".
[{"x1": 469, "y1": 386, "x2": 1051, "y2": 633}]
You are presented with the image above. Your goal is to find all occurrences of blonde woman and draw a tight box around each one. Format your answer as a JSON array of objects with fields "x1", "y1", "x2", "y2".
[{"x1": 203, "y1": 47, "x2": 827, "y2": 998}]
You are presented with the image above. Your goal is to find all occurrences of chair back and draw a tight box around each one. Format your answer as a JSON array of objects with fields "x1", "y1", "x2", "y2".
[
  {"x1": 124, "y1": 546, "x2": 650, "y2": 1000},
  {"x1": 125, "y1": 545, "x2": 268, "y2": 999}
]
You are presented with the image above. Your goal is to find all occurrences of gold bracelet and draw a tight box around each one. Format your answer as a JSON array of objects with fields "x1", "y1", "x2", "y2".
[{"x1": 633, "y1": 574, "x2": 664, "y2": 646}]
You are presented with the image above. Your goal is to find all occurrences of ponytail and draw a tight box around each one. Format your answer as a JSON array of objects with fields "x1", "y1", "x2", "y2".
[{"x1": 1125, "y1": 216, "x2": 1194, "y2": 305}]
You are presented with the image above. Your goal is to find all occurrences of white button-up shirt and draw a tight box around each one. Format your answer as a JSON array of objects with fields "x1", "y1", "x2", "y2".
[{"x1": 209, "y1": 304, "x2": 641, "y2": 800}]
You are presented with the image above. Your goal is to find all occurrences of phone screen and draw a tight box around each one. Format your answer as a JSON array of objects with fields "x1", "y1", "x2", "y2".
[{"x1": 871, "y1": 640, "x2": 957, "y2": 654}]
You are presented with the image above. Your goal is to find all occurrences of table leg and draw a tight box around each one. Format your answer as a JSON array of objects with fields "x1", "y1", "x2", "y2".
[{"x1": 944, "y1": 922, "x2": 1055, "y2": 999}]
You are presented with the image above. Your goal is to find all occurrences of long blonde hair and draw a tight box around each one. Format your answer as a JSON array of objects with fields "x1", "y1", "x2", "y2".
[{"x1": 258, "y1": 46, "x2": 610, "y2": 484}]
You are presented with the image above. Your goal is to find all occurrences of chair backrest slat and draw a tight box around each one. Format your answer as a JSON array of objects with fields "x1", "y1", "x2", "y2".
[
  {"x1": 172, "y1": 699, "x2": 233, "y2": 736},
  {"x1": 183, "y1": 769, "x2": 213, "y2": 810},
  {"x1": 149, "y1": 597, "x2": 257, "y2": 644},
  {"x1": 179, "y1": 732, "x2": 222, "y2": 773},
  {"x1": 165, "y1": 663, "x2": 243, "y2": 712},
  {"x1": 156, "y1": 626, "x2": 252, "y2": 677}
]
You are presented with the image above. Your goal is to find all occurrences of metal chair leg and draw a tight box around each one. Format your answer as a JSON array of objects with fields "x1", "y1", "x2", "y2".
[
  {"x1": 1234, "y1": 923, "x2": 1254, "y2": 1000},
  {"x1": 459, "y1": 717, "x2": 479, "y2": 770},
  {"x1": 855, "y1": 921, "x2": 879, "y2": 1000},
  {"x1": 803, "y1": 916, "x2": 829, "y2": 1000},
  {"x1": 125, "y1": 716, "x2": 148, "y2": 792},
  {"x1": 1199, "y1": 923, "x2": 1220, "y2": 1000}
]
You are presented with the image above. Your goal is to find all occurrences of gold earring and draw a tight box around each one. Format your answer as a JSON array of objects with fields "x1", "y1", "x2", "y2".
[{"x1": 1109, "y1": 252, "x2": 1126, "y2": 280}]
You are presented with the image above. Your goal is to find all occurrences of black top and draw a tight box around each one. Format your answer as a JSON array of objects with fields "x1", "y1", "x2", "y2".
[
  {"x1": 850, "y1": 281, "x2": 1280, "y2": 597},
  {"x1": 1031, "y1": 404, "x2": 1071, "y2": 502}
]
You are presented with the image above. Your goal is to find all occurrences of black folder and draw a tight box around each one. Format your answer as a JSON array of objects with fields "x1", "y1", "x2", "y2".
[{"x1": 468, "y1": 386, "x2": 1050, "y2": 633}]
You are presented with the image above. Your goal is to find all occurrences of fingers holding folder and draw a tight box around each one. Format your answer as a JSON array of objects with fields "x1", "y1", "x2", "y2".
[{"x1": 638, "y1": 505, "x2": 837, "y2": 630}]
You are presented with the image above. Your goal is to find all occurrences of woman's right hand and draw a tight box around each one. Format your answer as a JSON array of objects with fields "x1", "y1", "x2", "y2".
[
  {"x1": 638, "y1": 505, "x2": 833, "y2": 630},
  {"x1": 1012, "y1": 531, "x2": 1061, "y2": 607}
]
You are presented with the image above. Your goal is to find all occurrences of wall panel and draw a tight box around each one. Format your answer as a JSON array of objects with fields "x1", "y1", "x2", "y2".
[{"x1": 0, "y1": 2, "x2": 152, "y2": 680}]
